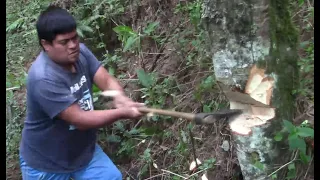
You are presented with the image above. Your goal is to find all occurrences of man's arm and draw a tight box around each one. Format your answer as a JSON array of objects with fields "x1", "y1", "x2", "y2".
[
  {"x1": 93, "y1": 67, "x2": 144, "y2": 108},
  {"x1": 58, "y1": 103, "x2": 138, "y2": 130},
  {"x1": 80, "y1": 43, "x2": 142, "y2": 108},
  {"x1": 93, "y1": 66, "x2": 125, "y2": 94},
  {"x1": 80, "y1": 43, "x2": 123, "y2": 92},
  {"x1": 34, "y1": 79, "x2": 141, "y2": 130}
]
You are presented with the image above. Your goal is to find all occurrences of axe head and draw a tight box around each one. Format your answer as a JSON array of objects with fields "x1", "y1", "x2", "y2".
[{"x1": 194, "y1": 109, "x2": 243, "y2": 124}]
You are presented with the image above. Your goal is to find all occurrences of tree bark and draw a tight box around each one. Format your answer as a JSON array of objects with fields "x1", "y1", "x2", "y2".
[{"x1": 202, "y1": 0, "x2": 299, "y2": 179}]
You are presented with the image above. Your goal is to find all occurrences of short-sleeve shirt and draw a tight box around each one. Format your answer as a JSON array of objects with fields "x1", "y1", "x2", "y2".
[{"x1": 19, "y1": 43, "x2": 102, "y2": 173}]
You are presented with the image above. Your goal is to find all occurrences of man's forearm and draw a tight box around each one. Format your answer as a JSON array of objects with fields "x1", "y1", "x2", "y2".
[
  {"x1": 105, "y1": 75, "x2": 124, "y2": 93},
  {"x1": 72, "y1": 109, "x2": 127, "y2": 130},
  {"x1": 93, "y1": 66, "x2": 124, "y2": 93}
]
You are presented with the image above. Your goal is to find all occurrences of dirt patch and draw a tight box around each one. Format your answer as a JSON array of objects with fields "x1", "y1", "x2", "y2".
[
  {"x1": 6, "y1": 156, "x2": 22, "y2": 180},
  {"x1": 193, "y1": 121, "x2": 243, "y2": 180}
]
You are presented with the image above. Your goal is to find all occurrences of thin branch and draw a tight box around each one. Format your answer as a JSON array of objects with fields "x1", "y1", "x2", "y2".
[
  {"x1": 189, "y1": 128, "x2": 199, "y2": 169},
  {"x1": 267, "y1": 151, "x2": 299, "y2": 177},
  {"x1": 161, "y1": 169, "x2": 187, "y2": 179},
  {"x1": 6, "y1": 87, "x2": 20, "y2": 91},
  {"x1": 124, "y1": 170, "x2": 137, "y2": 180},
  {"x1": 144, "y1": 173, "x2": 167, "y2": 180},
  {"x1": 187, "y1": 167, "x2": 210, "y2": 179},
  {"x1": 141, "y1": 52, "x2": 166, "y2": 55},
  {"x1": 303, "y1": 155, "x2": 314, "y2": 179}
]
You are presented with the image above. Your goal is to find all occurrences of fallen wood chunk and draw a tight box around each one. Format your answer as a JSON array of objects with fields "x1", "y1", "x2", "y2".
[
  {"x1": 189, "y1": 158, "x2": 202, "y2": 171},
  {"x1": 201, "y1": 173, "x2": 209, "y2": 180}
]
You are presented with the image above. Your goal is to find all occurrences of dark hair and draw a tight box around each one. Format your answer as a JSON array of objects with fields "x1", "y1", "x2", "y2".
[{"x1": 36, "y1": 5, "x2": 77, "y2": 48}]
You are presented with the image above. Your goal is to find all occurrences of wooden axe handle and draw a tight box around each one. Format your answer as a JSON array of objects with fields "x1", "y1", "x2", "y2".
[{"x1": 138, "y1": 107, "x2": 195, "y2": 121}]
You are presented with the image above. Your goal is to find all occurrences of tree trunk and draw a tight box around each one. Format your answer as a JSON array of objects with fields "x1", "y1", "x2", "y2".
[{"x1": 201, "y1": 0, "x2": 299, "y2": 179}]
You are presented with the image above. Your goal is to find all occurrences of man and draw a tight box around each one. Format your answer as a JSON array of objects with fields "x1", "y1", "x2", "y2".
[{"x1": 19, "y1": 5, "x2": 144, "y2": 180}]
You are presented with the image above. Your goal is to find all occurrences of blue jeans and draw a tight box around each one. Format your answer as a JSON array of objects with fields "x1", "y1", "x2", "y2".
[{"x1": 19, "y1": 144, "x2": 122, "y2": 180}]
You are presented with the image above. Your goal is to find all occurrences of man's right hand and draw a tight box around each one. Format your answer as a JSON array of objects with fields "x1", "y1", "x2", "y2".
[
  {"x1": 58, "y1": 102, "x2": 145, "y2": 131},
  {"x1": 122, "y1": 107, "x2": 144, "y2": 119}
]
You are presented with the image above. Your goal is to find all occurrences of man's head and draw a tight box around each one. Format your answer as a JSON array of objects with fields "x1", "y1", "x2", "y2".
[{"x1": 36, "y1": 6, "x2": 80, "y2": 65}]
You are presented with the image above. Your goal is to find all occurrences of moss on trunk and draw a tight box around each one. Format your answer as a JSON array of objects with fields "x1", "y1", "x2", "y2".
[{"x1": 266, "y1": 0, "x2": 299, "y2": 121}]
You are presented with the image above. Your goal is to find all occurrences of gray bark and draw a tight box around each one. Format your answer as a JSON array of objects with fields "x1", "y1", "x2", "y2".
[{"x1": 202, "y1": 0, "x2": 299, "y2": 179}]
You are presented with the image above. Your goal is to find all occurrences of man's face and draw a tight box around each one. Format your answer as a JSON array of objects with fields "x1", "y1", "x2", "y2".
[{"x1": 42, "y1": 30, "x2": 80, "y2": 65}]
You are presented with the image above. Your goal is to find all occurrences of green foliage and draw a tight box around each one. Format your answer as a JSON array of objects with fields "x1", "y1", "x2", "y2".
[
  {"x1": 291, "y1": 0, "x2": 314, "y2": 102},
  {"x1": 174, "y1": 0, "x2": 202, "y2": 27},
  {"x1": 136, "y1": 69, "x2": 177, "y2": 113},
  {"x1": 254, "y1": 161, "x2": 265, "y2": 171},
  {"x1": 136, "y1": 69, "x2": 156, "y2": 88},
  {"x1": 113, "y1": 22, "x2": 159, "y2": 53},
  {"x1": 194, "y1": 75, "x2": 215, "y2": 101},
  {"x1": 286, "y1": 163, "x2": 296, "y2": 179},
  {"x1": 274, "y1": 120, "x2": 313, "y2": 179},
  {"x1": 250, "y1": 152, "x2": 265, "y2": 171},
  {"x1": 199, "y1": 158, "x2": 216, "y2": 170},
  {"x1": 293, "y1": 39, "x2": 314, "y2": 98},
  {"x1": 275, "y1": 120, "x2": 313, "y2": 159}
]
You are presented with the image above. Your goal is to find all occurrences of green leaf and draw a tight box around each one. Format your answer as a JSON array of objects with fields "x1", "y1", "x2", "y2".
[
  {"x1": 92, "y1": 84, "x2": 100, "y2": 93},
  {"x1": 143, "y1": 21, "x2": 159, "y2": 35},
  {"x1": 106, "y1": 135, "x2": 121, "y2": 143},
  {"x1": 300, "y1": 41, "x2": 310, "y2": 48},
  {"x1": 86, "y1": 15, "x2": 105, "y2": 24},
  {"x1": 288, "y1": 163, "x2": 295, "y2": 170},
  {"x1": 283, "y1": 120, "x2": 296, "y2": 133},
  {"x1": 187, "y1": 122, "x2": 194, "y2": 131},
  {"x1": 6, "y1": 18, "x2": 24, "y2": 32},
  {"x1": 123, "y1": 36, "x2": 138, "y2": 52},
  {"x1": 136, "y1": 69, "x2": 154, "y2": 88},
  {"x1": 141, "y1": 148, "x2": 151, "y2": 162},
  {"x1": 113, "y1": 25, "x2": 135, "y2": 35},
  {"x1": 288, "y1": 137, "x2": 306, "y2": 154},
  {"x1": 271, "y1": 174, "x2": 277, "y2": 179},
  {"x1": 200, "y1": 158, "x2": 216, "y2": 169},
  {"x1": 286, "y1": 164, "x2": 296, "y2": 179},
  {"x1": 296, "y1": 127, "x2": 314, "y2": 138},
  {"x1": 128, "y1": 128, "x2": 140, "y2": 135},
  {"x1": 78, "y1": 24, "x2": 94, "y2": 33},
  {"x1": 254, "y1": 161, "x2": 264, "y2": 170},
  {"x1": 299, "y1": 151, "x2": 311, "y2": 164},
  {"x1": 108, "y1": 67, "x2": 115, "y2": 76},
  {"x1": 274, "y1": 133, "x2": 283, "y2": 141},
  {"x1": 202, "y1": 75, "x2": 215, "y2": 89},
  {"x1": 140, "y1": 127, "x2": 162, "y2": 135},
  {"x1": 203, "y1": 105, "x2": 211, "y2": 113},
  {"x1": 298, "y1": 0, "x2": 305, "y2": 6},
  {"x1": 114, "y1": 121, "x2": 125, "y2": 132},
  {"x1": 139, "y1": 163, "x2": 149, "y2": 177},
  {"x1": 288, "y1": 133, "x2": 298, "y2": 141},
  {"x1": 181, "y1": 130, "x2": 187, "y2": 143},
  {"x1": 77, "y1": 28, "x2": 84, "y2": 38}
]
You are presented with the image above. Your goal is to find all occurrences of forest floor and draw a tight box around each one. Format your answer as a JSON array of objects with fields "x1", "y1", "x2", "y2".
[{"x1": 6, "y1": 0, "x2": 314, "y2": 179}]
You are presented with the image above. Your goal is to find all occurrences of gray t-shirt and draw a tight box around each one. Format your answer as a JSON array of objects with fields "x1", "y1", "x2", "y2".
[{"x1": 20, "y1": 43, "x2": 102, "y2": 173}]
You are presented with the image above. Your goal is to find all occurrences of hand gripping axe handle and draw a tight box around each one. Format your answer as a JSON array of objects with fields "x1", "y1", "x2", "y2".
[{"x1": 137, "y1": 107, "x2": 243, "y2": 125}]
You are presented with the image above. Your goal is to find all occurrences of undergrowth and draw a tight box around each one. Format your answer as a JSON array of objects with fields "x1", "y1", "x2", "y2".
[{"x1": 6, "y1": 0, "x2": 313, "y2": 179}]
